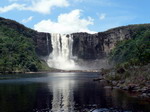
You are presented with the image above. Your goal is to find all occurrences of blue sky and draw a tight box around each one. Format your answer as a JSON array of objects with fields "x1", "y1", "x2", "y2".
[{"x1": 0, "y1": 0, "x2": 150, "y2": 34}]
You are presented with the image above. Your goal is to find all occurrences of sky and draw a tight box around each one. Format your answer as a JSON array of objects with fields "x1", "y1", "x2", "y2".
[{"x1": 0, "y1": 0, "x2": 150, "y2": 34}]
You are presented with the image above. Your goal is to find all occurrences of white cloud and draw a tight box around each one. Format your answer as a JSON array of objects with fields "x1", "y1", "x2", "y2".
[
  {"x1": 2, "y1": 0, "x2": 69, "y2": 14},
  {"x1": 34, "y1": 9, "x2": 95, "y2": 34},
  {"x1": 21, "y1": 16, "x2": 33, "y2": 23},
  {"x1": 99, "y1": 13, "x2": 106, "y2": 20},
  {"x1": 0, "y1": 3, "x2": 25, "y2": 13},
  {"x1": 25, "y1": 0, "x2": 69, "y2": 14}
]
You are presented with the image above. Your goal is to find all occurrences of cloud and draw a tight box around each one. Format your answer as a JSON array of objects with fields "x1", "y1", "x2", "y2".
[
  {"x1": 99, "y1": 13, "x2": 106, "y2": 20},
  {"x1": 0, "y1": 3, "x2": 25, "y2": 13},
  {"x1": 2, "y1": 0, "x2": 69, "y2": 14},
  {"x1": 25, "y1": 0, "x2": 69, "y2": 14},
  {"x1": 21, "y1": 16, "x2": 33, "y2": 23},
  {"x1": 34, "y1": 9, "x2": 95, "y2": 34}
]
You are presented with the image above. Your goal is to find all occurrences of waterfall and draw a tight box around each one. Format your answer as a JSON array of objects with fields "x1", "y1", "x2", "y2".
[{"x1": 47, "y1": 33, "x2": 75, "y2": 70}]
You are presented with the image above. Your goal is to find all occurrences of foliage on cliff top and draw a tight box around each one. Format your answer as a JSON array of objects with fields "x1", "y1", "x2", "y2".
[
  {"x1": 107, "y1": 24, "x2": 150, "y2": 34},
  {"x1": 110, "y1": 29, "x2": 150, "y2": 65},
  {"x1": 0, "y1": 25, "x2": 41, "y2": 73},
  {"x1": 0, "y1": 17, "x2": 37, "y2": 39}
]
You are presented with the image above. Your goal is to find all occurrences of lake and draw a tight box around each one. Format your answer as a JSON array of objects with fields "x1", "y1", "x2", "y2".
[{"x1": 0, "y1": 72, "x2": 150, "y2": 112}]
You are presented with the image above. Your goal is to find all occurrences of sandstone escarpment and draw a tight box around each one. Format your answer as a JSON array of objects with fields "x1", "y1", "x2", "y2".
[
  {"x1": 71, "y1": 27, "x2": 132, "y2": 59},
  {"x1": 35, "y1": 24, "x2": 150, "y2": 59},
  {"x1": 72, "y1": 33, "x2": 105, "y2": 59},
  {"x1": 70, "y1": 24, "x2": 150, "y2": 59},
  {"x1": 35, "y1": 32, "x2": 52, "y2": 56},
  {"x1": 1, "y1": 17, "x2": 150, "y2": 60}
]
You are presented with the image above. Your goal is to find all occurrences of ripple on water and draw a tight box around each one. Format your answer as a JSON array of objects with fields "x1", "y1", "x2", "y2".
[{"x1": 92, "y1": 108, "x2": 132, "y2": 112}]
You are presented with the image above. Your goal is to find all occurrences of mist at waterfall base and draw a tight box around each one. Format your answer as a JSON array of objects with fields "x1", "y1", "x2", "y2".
[
  {"x1": 46, "y1": 34, "x2": 110, "y2": 70},
  {"x1": 47, "y1": 33, "x2": 76, "y2": 70}
]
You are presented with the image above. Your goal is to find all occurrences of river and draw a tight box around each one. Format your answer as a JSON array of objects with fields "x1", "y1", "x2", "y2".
[{"x1": 0, "y1": 72, "x2": 150, "y2": 112}]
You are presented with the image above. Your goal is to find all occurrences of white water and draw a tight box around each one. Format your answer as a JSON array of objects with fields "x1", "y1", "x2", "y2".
[
  {"x1": 47, "y1": 33, "x2": 75, "y2": 70},
  {"x1": 46, "y1": 33, "x2": 111, "y2": 70}
]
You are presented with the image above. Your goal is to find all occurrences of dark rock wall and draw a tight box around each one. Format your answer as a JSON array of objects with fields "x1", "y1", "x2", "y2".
[
  {"x1": 71, "y1": 27, "x2": 132, "y2": 59},
  {"x1": 72, "y1": 33, "x2": 105, "y2": 59},
  {"x1": 35, "y1": 32, "x2": 52, "y2": 56},
  {"x1": 99, "y1": 27, "x2": 132, "y2": 54},
  {"x1": 35, "y1": 27, "x2": 133, "y2": 59},
  {"x1": 26, "y1": 26, "x2": 134, "y2": 59}
]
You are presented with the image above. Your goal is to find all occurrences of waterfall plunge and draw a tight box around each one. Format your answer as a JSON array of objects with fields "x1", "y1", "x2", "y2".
[{"x1": 47, "y1": 33, "x2": 76, "y2": 70}]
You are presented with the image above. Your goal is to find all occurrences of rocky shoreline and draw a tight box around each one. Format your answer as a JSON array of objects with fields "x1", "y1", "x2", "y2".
[{"x1": 94, "y1": 75, "x2": 150, "y2": 101}]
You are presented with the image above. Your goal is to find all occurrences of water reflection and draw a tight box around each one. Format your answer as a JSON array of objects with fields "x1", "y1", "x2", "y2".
[
  {"x1": 51, "y1": 79, "x2": 75, "y2": 112},
  {"x1": 0, "y1": 73, "x2": 150, "y2": 112}
]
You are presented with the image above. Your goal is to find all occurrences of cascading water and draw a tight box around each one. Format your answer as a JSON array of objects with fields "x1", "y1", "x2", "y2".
[{"x1": 47, "y1": 33, "x2": 75, "y2": 70}]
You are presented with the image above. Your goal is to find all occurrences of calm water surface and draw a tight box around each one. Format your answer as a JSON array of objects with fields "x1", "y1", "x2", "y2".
[{"x1": 0, "y1": 72, "x2": 150, "y2": 112}]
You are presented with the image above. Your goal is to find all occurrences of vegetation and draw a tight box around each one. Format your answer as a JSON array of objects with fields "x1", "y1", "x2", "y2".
[
  {"x1": 0, "y1": 25, "x2": 42, "y2": 73},
  {"x1": 103, "y1": 27, "x2": 150, "y2": 94},
  {"x1": 0, "y1": 17, "x2": 59, "y2": 73},
  {"x1": 110, "y1": 30, "x2": 150, "y2": 65}
]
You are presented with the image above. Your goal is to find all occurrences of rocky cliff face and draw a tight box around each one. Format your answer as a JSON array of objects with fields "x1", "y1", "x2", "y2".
[
  {"x1": 72, "y1": 33, "x2": 105, "y2": 59},
  {"x1": 71, "y1": 27, "x2": 132, "y2": 59},
  {"x1": 35, "y1": 32, "x2": 52, "y2": 56},
  {"x1": 1, "y1": 17, "x2": 150, "y2": 60},
  {"x1": 71, "y1": 24, "x2": 150, "y2": 59},
  {"x1": 34, "y1": 24, "x2": 150, "y2": 60}
]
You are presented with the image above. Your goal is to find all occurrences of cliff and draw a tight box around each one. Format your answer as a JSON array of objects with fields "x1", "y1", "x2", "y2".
[
  {"x1": 35, "y1": 32, "x2": 52, "y2": 56},
  {"x1": 72, "y1": 33, "x2": 105, "y2": 59},
  {"x1": 72, "y1": 24, "x2": 150, "y2": 59},
  {"x1": 1, "y1": 17, "x2": 150, "y2": 60},
  {"x1": 0, "y1": 17, "x2": 52, "y2": 56}
]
